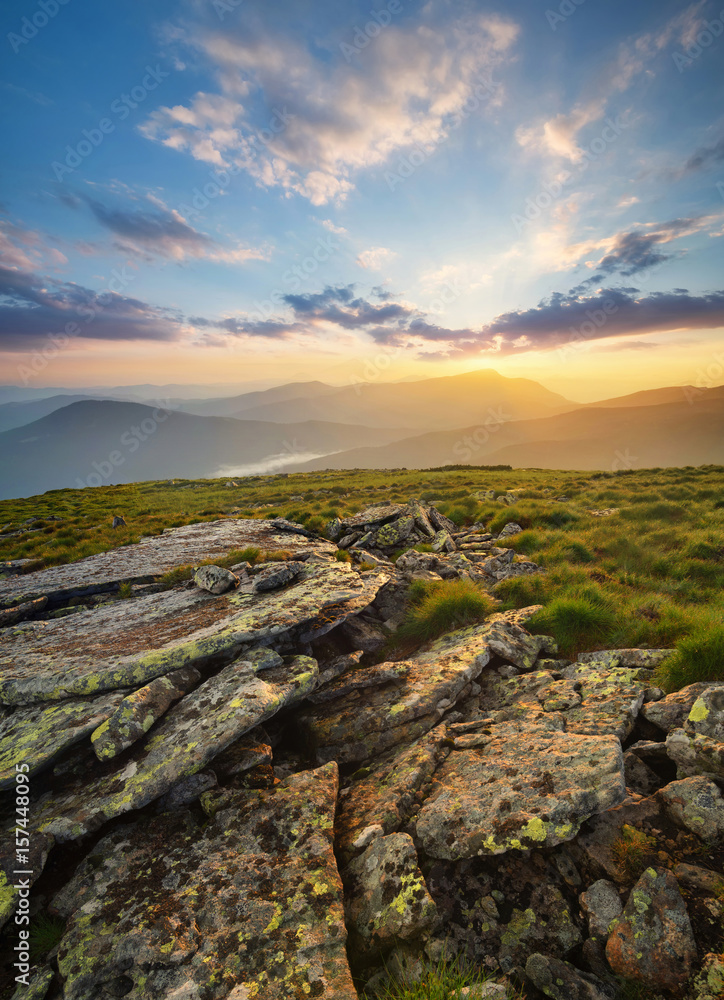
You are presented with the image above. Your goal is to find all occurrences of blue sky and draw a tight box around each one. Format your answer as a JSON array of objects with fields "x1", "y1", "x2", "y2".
[{"x1": 1, "y1": 0, "x2": 723, "y2": 399}]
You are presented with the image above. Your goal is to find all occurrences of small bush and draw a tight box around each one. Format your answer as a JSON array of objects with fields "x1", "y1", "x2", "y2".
[
  {"x1": 611, "y1": 825, "x2": 657, "y2": 882},
  {"x1": 29, "y1": 913, "x2": 66, "y2": 962},
  {"x1": 335, "y1": 549, "x2": 352, "y2": 562},
  {"x1": 658, "y1": 625, "x2": 724, "y2": 690},
  {"x1": 394, "y1": 580, "x2": 495, "y2": 645},
  {"x1": 369, "y1": 956, "x2": 522, "y2": 1000},
  {"x1": 527, "y1": 596, "x2": 617, "y2": 655}
]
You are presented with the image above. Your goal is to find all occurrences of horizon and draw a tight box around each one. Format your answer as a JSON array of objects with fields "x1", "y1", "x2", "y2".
[{"x1": 1, "y1": 0, "x2": 723, "y2": 401}]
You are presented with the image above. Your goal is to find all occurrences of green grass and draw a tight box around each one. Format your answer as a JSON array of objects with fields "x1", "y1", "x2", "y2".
[
  {"x1": 368, "y1": 956, "x2": 525, "y2": 1000},
  {"x1": 2, "y1": 465, "x2": 723, "y2": 691},
  {"x1": 29, "y1": 912, "x2": 66, "y2": 962},
  {"x1": 393, "y1": 579, "x2": 496, "y2": 646},
  {"x1": 656, "y1": 625, "x2": 724, "y2": 691}
]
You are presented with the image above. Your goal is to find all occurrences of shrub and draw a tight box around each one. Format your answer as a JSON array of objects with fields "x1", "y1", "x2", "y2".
[
  {"x1": 611, "y1": 825, "x2": 657, "y2": 882},
  {"x1": 527, "y1": 596, "x2": 617, "y2": 655},
  {"x1": 335, "y1": 549, "x2": 352, "y2": 562},
  {"x1": 29, "y1": 913, "x2": 66, "y2": 962},
  {"x1": 369, "y1": 956, "x2": 523, "y2": 1000},
  {"x1": 657, "y1": 625, "x2": 724, "y2": 691},
  {"x1": 394, "y1": 580, "x2": 496, "y2": 645}
]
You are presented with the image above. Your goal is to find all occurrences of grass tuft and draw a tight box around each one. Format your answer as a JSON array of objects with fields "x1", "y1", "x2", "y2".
[
  {"x1": 29, "y1": 912, "x2": 66, "y2": 962},
  {"x1": 657, "y1": 625, "x2": 724, "y2": 691},
  {"x1": 527, "y1": 596, "x2": 617, "y2": 656},
  {"x1": 394, "y1": 579, "x2": 496, "y2": 646},
  {"x1": 367, "y1": 956, "x2": 524, "y2": 1000}
]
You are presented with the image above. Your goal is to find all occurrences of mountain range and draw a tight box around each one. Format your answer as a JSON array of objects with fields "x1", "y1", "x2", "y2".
[{"x1": 0, "y1": 370, "x2": 721, "y2": 499}]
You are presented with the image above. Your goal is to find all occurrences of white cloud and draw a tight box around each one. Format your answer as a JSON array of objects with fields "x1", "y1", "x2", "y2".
[
  {"x1": 356, "y1": 246, "x2": 397, "y2": 270},
  {"x1": 321, "y1": 219, "x2": 348, "y2": 236},
  {"x1": 140, "y1": 7, "x2": 519, "y2": 205}
]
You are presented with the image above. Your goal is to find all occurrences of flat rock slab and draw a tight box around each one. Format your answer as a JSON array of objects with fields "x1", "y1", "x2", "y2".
[
  {"x1": 0, "y1": 518, "x2": 336, "y2": 607},
  {"x1": 32, "y1": 653, "x2": 319, "y2": 841},
  {"x1": 414, "y1": 721, "x2": 626, "y2": 859},
  {"x1": 0, "y1": 563, "x2": 387, "y2": 705},
  {"x1": 52, "y1": 763, "x2": 358, "y2": 1000},
  {"x1": 0, "y1": 690, "x2": 128, "y2": 789}
]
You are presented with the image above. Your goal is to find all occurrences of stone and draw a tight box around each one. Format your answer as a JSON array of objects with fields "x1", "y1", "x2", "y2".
[
  {"x1": 576, "y1": 648, "x2": 672, "y2": 670},
  {"x1": 252, "y1": 560, "x2": 305, "y2": 592},
  {"x1": 605, "y1": 867, "x2": 697, "y2": 991},
  {"x1": 155, "y1": 771, "x2": 217, "y2": 810},
  {"x1": 344, "y1": 833, "x2": 437, "y2": 951},
  {"x1": 90, "y1": 667, "x2": 200, "y2": 760},
  {"x1": 428, "y1": 507, "x2": 457, "y2": 534},
  {"x1": 673, "y1": 863, "x2": 724, "y2": 895},
  {"x1": 0, "y1": 562, "x2": 386, "y2": 705},
  {"x1": 193, "y1": 564, "x2": 239, "y2": 594},
  {"x1": 111, "y1": 515, "x2": 126, "y2": 528},
  {"x1": 498, "y1": 885, "x2": 582, "y2": 969},
  {"x1": 497, "y1": 522, "x2": 523, "y2": 538},
  {"x1": 666, "y1": 727, "x2": 724, "y2": 780},
  {"x1": 525, "y1": 954, "x2": 615, "y2": 1000},
  {"x1": 335, "y1": 726, "x2": 451, "y2": 863},
  {"x1": 431, "y1": 529, "x2": 455, "y2": 553},
  {"x1": 0, "y1": 689, "x2": 128, "y2": 789},
  {"x1": 658, "y1": 776, "x2": 724, "y2": 842},
  {"x1": 377, "y1": 516, "x2": 417, "y2": 548},
  {"x1": 486, "y1": 619, "x2": 545, "y2": 670},
  {"x1": 641, "y1": 682, "x2": 712, "y2": 733},
  {"x1": 305, "y1": 660, "x2": 409, "y2": 705},
  {"x1": 0, "y1": 595, "x2": 48, "y2": 628},
  {"x1": 0, "y1": 517, "x2": 336, "y2": 608},
  {"x1": 338, "y1": 614, "x2": 388, "y2": 654},
  {"x1": 31, "y1": 653, "x2": 319, "y2": 841},
  {"x1": 52, "y1": 763, "x2": 358, "y2": 1000},
  {"x1": 9, "y1": 966, "x2": 54, "y2": 1000},
  {"x1": 559, "y1": 662, "x2": 646, "y2": 741},
  {"x1": 623, "y1": 750, "x2": 661, "y2": 796},
  {"x1": 579, "y1": 880, "x2": 622, "y2": 940},
  {"x1": 210, "y1": 727, "x2": 272, "y2": 779},
  {"x1": 685, "y1": 685, "x2": 724, "y2": 741},
  {"x1": 414, "y1": 721, "x2": 625, "y2": 859},
  {"x1": 0, "y1": 828, "x2": 54, "y2": 931},
  {"x1": 691, "y1": 952, "x2": 724, "y2": 1000}
]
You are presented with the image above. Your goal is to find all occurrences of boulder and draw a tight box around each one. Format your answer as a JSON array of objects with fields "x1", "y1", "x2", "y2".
[
  {"x1": 414, "y1": 720, "x2": 625, "y2": 859},
  {"x1": 344, "y1": 833, "x2": 437, "y2": 951},
  {"x1": 252, "y1": 560, "x2": 304, "y2": 592},
  {"x1": 51, "y1": 763, "x2": 358, "y2": 1000},
  {"x1": 605, "y1": 867, "x2": 696, "y2": 991},
  {"x1": 525, "y1": 954, "x2": 615, "y2": 1000},
  {"x1": 579, "y1": 880, "x2": 622, "y2": 940},
  {"x1": 640, "y1": 682, "x2": 712, "y2": 733},
  {"x1": 685, "y1": 685, "x2": 724, "y2": 741},
  {"x1": 658, "y1": 776, "x2": 724, "y2": 842},
  {"x1": 0, "y1": 595, "x2": 48, "y2": 628},
  {"x1": 193, "y1": 564, "x2": 239, "y2": 594},
  {"x1": 666, "y1": 727, "x2": 724, "y2": 780}
]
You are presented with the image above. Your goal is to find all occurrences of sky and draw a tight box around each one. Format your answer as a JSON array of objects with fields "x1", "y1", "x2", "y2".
[{"x1": 1, "y1": 0, "x2": 723, "y2": 401}]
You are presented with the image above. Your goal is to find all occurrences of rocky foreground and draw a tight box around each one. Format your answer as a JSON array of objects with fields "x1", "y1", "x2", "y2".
[{"x1": 0, "y1": 501, "x2": 723, "y2": 1000}]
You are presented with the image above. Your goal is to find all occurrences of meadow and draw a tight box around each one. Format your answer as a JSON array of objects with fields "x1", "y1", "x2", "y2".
[{"x1": 2, "y1": 464, "x2": 723, "y2": 691}]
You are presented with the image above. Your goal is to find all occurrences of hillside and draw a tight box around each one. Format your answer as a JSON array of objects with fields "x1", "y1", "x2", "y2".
[
  {"x1": 173, "y1": 380, "x2": 339, "y2": 418},
  {"x1": 229, "y1": 369, "x2": 576, "y2": 430},
  {"x1": 289, "y1": 388, "x2": 724, "y2": 471},
  {"x1": 0, "y1": 400, "x2": 412, "y2": 499}
]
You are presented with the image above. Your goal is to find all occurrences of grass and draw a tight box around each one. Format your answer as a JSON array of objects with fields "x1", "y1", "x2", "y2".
[
  {"x1": 1, "y1": 465, "x2": 723, "y2": 690},
  {"x1": 28, "y1": 912, "x2": 66, "y2": 962},
  {"x1": 367, "y1": 956, "x2": 525, "y2": 1000},
  {"x1": 393, "y1": 579, "x2": 496, "y2": 645},
  {"x1": 611, "y1": 824, "x2": 658, "y2": 882}
]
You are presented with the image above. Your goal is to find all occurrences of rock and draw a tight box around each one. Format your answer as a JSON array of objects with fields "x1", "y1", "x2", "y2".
[
  {"x1": 431, "y1": 529, "x2": 456, "y2": 553},
  {"x1": 641, "y1": 682, "x2": 712, "y2": 732},
  {"x1": 0, "y1": 517, "x2": 336, "y2": 608},
  {"x1": 335, "y1": 726, "x2": 451, "y2": 863},
  {"x1": 9, "y1": 966, "x2": 54, "y2": 1000},
  {"x1": 686, "y1": 685, "x2": 724, "y2": 740},
  {"x1": 0, "y1": 596, "x2": 48, "y2": 628},
  {"x1": 338, "y1": 614, "x2": 388, "y2": 654},
  {"x1": 252, "y1": 560, "x2": 304, "y2": 592},
  {"x1": 486, "y1": 618, "x2": 545, "y2": 670},
  {"x1": 306, "y1": 660, "x2": 409, "y2": 705},
  {"x1": 299, "y1": 617, "x2": 538, "y2": 767},
  {"x1": 377, "y1": 515, "x2": 417, "y2": 548},
  {"x1": 0, "y1": 828, "x2": 54, "y2": 931},
  {"x1": 344, "y1": 833, "x2": 437, "y2": 951},
  {"x1": 193, "y1": 564, "x2": 239, "y2": 594},
  {"x1": 579, "y1": 880, "x2": 622, "y2": 940},
  {"x1": 691, "y1": 952, "x2": 724, "y2": 1000},
  {"x1": 623, "y1": 750, "x2": 661, "y2": 796},
  {"x1": 31, "y1": 653, "x2": 319, "y2": 841},
  {"x1": 428, "y1": 508, "x2": 458, "y2": 534},
  {"x1": 314, "y1": 649, "x2": 364, "y2": 689},
  {"x1": 111, "y1": 515, "x2": 126, "y2": 528},
  {"x1": 576, "y1": 648, "x2": 672, "y2": 670},
  {"x1": 0, "y1": 689, "x2": 128, "y2": 789},
  {"x1": 497, "y1": 885, "x2": 582, "y2": 969},
  {"x1": 210, "y1": 727, "x2": 272, "y2": 779},
  {"x1": 525, "y1": 954, "x2": 615, "y2": 1000},
  {"x1": 155, "y1": 770, "x2": 217, "y2": 810},
  {"x1": 559, "y1": 662, "x2": 646, "y2": 741},
  {"x1": 605, "y1": 867, "x2": 697, "y2": 991},
  {"x1": 666, "y1": 727, "x2": 724, "y2": 780},
  {"x1": 673, "y1": 863, "x2": 724, "y2": 895},
  {"x1": 414, "y1": 720, "x2": 625, "y2": 859},
  {"x1": 497, "y1": 522, "x2": 523, "y2": 538},
  {"x1": 658, "y1": 776, "x2": 724, "y2": 842},
  {"x1": 0, "y1": 562, "x2": 386, "y2": 705},
  {"x1": 52, "y1": 763, "x2": 358, "y2": 1000},
  {"x1": 91, "y1": 667, "x2": 200, "y2": 760}
]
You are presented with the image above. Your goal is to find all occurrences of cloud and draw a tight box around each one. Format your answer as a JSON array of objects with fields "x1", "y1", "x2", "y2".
[
  {"x1": 356, "y1": 247, "x2": 397, "y2": 270},
  {"x1": 0, "y1": 218, "x2": 68, "y2": 272},
  {"x1": 140, "y1": 6, "x2": 519, "y2": 204},
  {"x1": 321, "y1": 220, "x2": 348, "y2": 236},
  {"x1": 0, "y1": 263, "x2": 183, "y2": 350},
  {"x1": 80, "y1": 194, "x2": 268, "y2": 264},
  {"x1": 682, "y1": 134, "x2": 724, "y2": 175}
]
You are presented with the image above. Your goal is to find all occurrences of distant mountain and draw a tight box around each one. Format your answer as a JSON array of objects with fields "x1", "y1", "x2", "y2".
[
  {"x1": 0, "y1": 400, "x2": 412, "y2": 500},
  {"x1": 231, "y1": 369, "x2": 576, "y2": 430},
  {"x1": 582, "y1": 385, "x2": 703, "y2": 409},
  {"x1": 288, "y1": 388, "x2": 724, "y2": 472},
  {"x1": 0, "y1": 394, "x2": 106, "y2": 434},
  {"x1": 174, "y1": 381, "x2": 339, "y2": 418}
]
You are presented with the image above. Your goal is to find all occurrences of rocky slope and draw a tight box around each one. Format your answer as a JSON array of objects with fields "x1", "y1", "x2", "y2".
[{"x1": 0, "y1": 504, "x2": 722, "y2": 1000}]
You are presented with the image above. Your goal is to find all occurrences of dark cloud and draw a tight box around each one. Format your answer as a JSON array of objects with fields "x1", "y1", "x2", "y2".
[
  {"x1": 85, "y1": 197, "x2": 213, "y2": 256},
  {"x1": 683, "y1": 135, "x2": 724, "y2": 174},
  {"x1": 0, "y1": 264, "x2": 182, "y2": 349},
  {"x1": 587, "y1": 217, "x2": 703, "y2": 280},
  {"x1": 281, "y1": 285, "x2": 413, "y2": 329}
]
